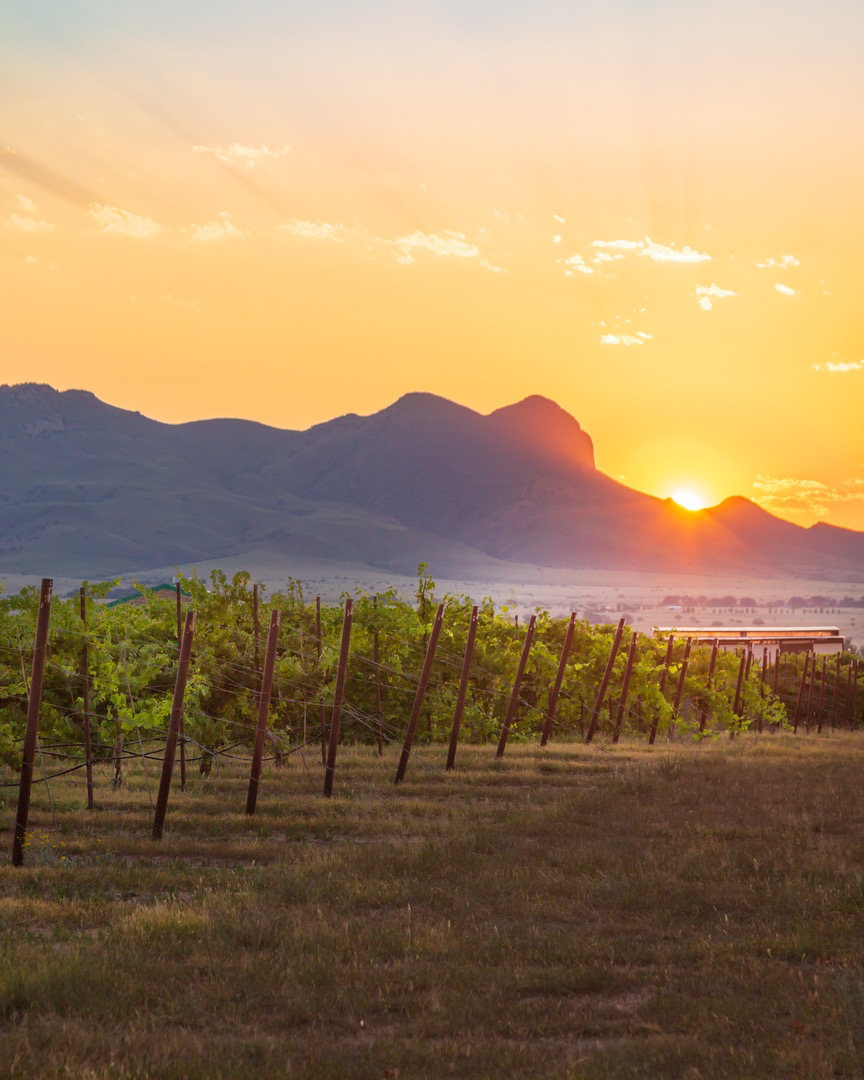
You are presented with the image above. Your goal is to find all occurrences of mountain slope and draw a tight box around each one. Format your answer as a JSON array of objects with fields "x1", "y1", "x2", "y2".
[{"x1": 0, "y1": 383, "x2": 861, "y2": 580}]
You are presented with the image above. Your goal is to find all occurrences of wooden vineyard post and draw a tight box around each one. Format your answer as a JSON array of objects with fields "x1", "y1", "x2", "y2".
[
  {"x1": 758, "y1": 647, "x2": 768, "y2": 733},
  {"x1": 698, "y1": 639, "x2": 719, "y2": 734},
  {"x1": 79, "y1": 585, "x2": 95, "y2": 809},
  {"x1": 671, "y1": 637, "x2": 693, "y2": 727},
  {"x1": 831, "y1": 654, "x2": 841, "y2": 731},
  {"x1": 773, "y1": 648, "x2": 782, "y2": 697},
  {"x1": 793, "y1": 651, "x2": 810, "y2": 733},
  {"x1": 585, "y1": 618, "x2": 626, "y2": 744},
  {"x1": 805, "y1": 652, "x2": 817, "y2": 732},
  {"x1": 649, "y1": 634, "x2": 675, "y2": 745},
  {"x1": 395, "y1": 604, "x2": 445, "y2": 783},
  {"x1": 612, "y1": 632, "x2": 638, "y2": 744},
  {"x1": 175, "y1": 582, "x2": 182, "y2": 646},
  {"x1": 849, "y1": 659, "x2": 860, "y2": 730},
  {"x1": 151, "y1": 612, "x2": 196, "y2": 841},
  {"x1": 446, "y1": 605, "x2": 479, "y2": 771},
  {"x1": 540, "y1": 612, "x2": 577, "y2": 747},
  {"x1": 744, "y1": 646, "x2": 753, "y2": 683},
  {"x1": 817, "y1": 656, "x2": 827, "y2": 734},
  {"x1": 316, "y1": 597, "x2": 326, "y2": 764},
  {"x1": 730, "y1": 651, "x2": 747, "y2": 736},
  {"x1": 176, "y1": 582, "x2": 186, "y2": 792},
  {"x1": 323, "y1": 599, "x2": 353, "y2": 797},
  {"x1": 12, "y1": 578, "x2": 53, "y2": 867},
  {"x1": 246, "y1": 609, "x2": 281, "y2": 814},
  {"x1": 253, "y1": 583, "x2": 260, "y2": 673},
  {"x1": 373, "y1": 596, "x2": 383, "y2": 756},
  {"x1": 496, "y1": 615, "x2": 537, "y2": 758}
]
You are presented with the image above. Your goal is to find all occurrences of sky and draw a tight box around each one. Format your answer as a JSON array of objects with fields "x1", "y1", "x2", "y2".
[{"x1": 2, "y1": 0, "x2": 863, "y2": 529}]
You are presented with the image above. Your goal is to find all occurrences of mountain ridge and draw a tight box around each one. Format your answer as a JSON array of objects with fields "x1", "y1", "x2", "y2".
[{"x1": 0, "y1": 383, "x2": 861, "y2": 581}]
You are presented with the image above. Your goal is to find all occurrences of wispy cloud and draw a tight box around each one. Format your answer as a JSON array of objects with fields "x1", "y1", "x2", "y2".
[
  {"x1": 186, "y1": 213, "x2": 243, "y2": 241},
  {"x1": 592, "y1": 237, "x2": 710, "y2": 263},
  {"x1": 552, "y1": 213, "x2": 565, "y2": 224},
  {"x1": 593, "y1": 239, "x2": 642, "y2": 251},
  {"x1": 480, "y1": 259, "x2": 505, "y2": 273},
  {"x1": 561, "y1": 253, "x2": 593, "y2": 276},
  {"x1": 774, "y1": 283, "x2": 797, "y2": 296},
  {"x1": 280, "y1": 219, "x2": 344, "y2": 241},
  {"x1": 812, "y1": 358, "x2": 864, "y2": 373},
  {"x1": 90, "y1": 204, "x2": 162, "y2": 238},
  {"x1": 2, "y1": 211, "x2": 54, "y2": 231},
  {"x1": 601, "y1": 332, "x2": 652, "y2": 346},
  {"x1": 752, "y1": 475, "x2": 864, "y2": 520},
  {"x1": 192, "y1": 143, "x2": 290, "y2": 168},
  {"x1": 695, "y1": 282, "x2": 739, "y2": 311},
  {"x1": 758, "y1": 254, "x2": 800, "y2": 269},
  {"x1": 392, "y1": 230, "x2": 479, "y2": 265}
]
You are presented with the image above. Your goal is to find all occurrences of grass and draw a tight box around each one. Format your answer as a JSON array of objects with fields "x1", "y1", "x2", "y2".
[{"x1": 2, "y1": 734, "x2": 864, "y2": 1078}]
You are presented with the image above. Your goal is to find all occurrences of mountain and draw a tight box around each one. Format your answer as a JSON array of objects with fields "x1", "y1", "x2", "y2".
[{"x1": 0, "y1": 382, "x2": 862, "y2": 581}]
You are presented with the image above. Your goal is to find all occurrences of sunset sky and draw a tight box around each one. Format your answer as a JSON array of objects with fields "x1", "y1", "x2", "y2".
[{"x1": 2, "y1": 1, "x2": 863, "y2": 529}]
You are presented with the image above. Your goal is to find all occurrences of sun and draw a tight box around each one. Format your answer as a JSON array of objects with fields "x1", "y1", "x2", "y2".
[{"x1": 671, "y1": 488, "x2": 706, "y2": 511}]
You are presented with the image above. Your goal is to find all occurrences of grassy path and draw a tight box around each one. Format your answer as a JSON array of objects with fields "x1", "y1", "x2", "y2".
[{"x1": 2, "y1": 736, "x2": 864, "y2": 1078}]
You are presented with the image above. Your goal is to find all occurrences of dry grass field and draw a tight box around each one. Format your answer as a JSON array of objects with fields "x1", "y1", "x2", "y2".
[{"x1": 2, "y1": 736, "x2": 864, "y2": 1078}]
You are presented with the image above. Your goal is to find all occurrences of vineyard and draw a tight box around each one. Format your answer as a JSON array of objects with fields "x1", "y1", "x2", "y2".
[{"x1": 2, "y1": 566, "x2": 862, "y2": 858}]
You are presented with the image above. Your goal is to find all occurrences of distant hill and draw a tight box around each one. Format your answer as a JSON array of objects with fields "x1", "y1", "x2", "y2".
[{"x1": 1, "y1": 382, "x2": 862, "y2": 581}]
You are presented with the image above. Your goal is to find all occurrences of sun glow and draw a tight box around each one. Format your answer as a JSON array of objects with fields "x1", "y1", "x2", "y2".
[{"x1": 671, "y1": 489, "x2": 706, "y2": 511}]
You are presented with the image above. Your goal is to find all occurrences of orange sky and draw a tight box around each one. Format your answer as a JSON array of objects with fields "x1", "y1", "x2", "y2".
[{"x1": 2, "y1": 2, "x2": 863, "y2": 529}]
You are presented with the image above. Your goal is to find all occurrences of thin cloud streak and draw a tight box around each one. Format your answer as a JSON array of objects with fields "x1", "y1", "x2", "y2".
[
  {"x1": 90, "y1": 203, "x2": 162, "y2": 238},
  {"x1": 593, "y1": 237, "x2": 711, "y2": 263},
  {"x1": 812, "y1": 359, "x2": 864, "y2": 373}
]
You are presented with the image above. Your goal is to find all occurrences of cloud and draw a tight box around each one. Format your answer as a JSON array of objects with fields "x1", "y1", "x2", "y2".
[
  {"x1": 562, "y1": 253, "x2": 593, "y2": 276},
  {"x1": 593, "y1": 239, "x2": 642, "y2": 251},
  {"x1": 774, "y1": 283, "x2": 797, "y2": 296},
  {"x1": 552, "y1": 234, "x2": 562, "y2": 244},
  {"x1": 279, "y1": 219, "x2": 344, "y2": 241},
  {"x1": 641, "y1": 238, "x2": 711, "y2": 263},
  {"x1": 601, "y1": 332, "x2": 652, "y2": 346},
  {"x1": 812, "y1": 358, "x2": 864, "y2": 373},
  {"x1": 192, "y1": 143, "x2": 290, "y2": 168},
  {"x1": 90, "y1": 204, "x2": 162, "y2": 238},
  {"x1": 695, "y1": 282, "x2": 739, "y2": 311},
  {"x1": 592, "y1": 237, "x2": 710, "y2": 263},
  {"x1": 480, "y1": 259, "x2": 505, "y2": 273},
  {"x1": 758, "y1": 254, "x2": 800, "y2": 269},
  {"x1": 17, "y1": 195, "x2": 35, "y2": 212},
  {"x1": 752, "y1": 475, "x2": 864, "y2": 520},
  {"x1": 552, "y1": 214, "x2": 565, "y2": 224},
  {"x1": 2, "y1": 212, "x2": 54, "y2": 231},
  {"x1": 392, "y1": 230, "x2": 479, "y2": 264},
  {"x1": 186, "y1": 214, "x2": 243, "y2": 241},
  {"x1": 593, "y1": 251, "x2": 624, "y2": 263}
]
